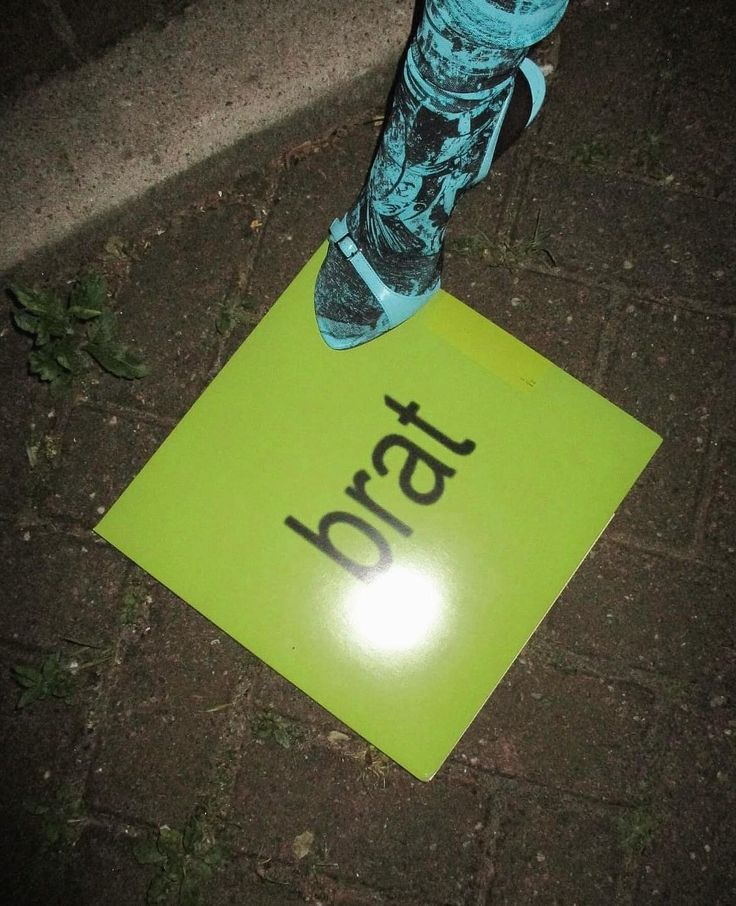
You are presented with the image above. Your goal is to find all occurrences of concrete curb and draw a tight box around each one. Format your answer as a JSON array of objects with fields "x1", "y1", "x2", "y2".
[{"x1": 0, "y1": 0, "x2": 414, "y2": 273}]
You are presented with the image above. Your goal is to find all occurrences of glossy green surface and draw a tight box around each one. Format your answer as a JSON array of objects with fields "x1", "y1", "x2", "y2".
[{"x1": 96, "y1": 245, "x2": 661, "y2": 780}]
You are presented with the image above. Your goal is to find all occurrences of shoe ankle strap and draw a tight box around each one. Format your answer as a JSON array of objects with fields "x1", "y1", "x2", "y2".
[{"x1": 329, "y1": 217, "x2": 440, "y2": 329}]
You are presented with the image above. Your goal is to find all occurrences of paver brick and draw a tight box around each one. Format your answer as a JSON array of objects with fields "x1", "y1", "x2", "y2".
[
  {"x1": 517, "y1": 159, "x2": 735, "y2": 303},
  {"x1": 601, "y1": 302, "x2": 728, "y2": 548},
  {"x1": 705, "y1": 438, "x2": 736, "y2": 561},
  {"x1": 44, "y1": 406, "x2": 169, "y2": 527},
  {"x1": 543, "y1": 537, "x2": 735, "y2": 681},
  {"x1": 0, "y1": 525, "x2": 126, "y2": 650},
  {"x1": 456, "y1": 653, "x2": 658, "y2": 802},
  {"x1": 488, "y1": 785, "x2": 623, "y2": 905},
  {"x1": 443, "y1": 259, "x2": 608, "y2": 383},
  {"x1": 635, "y1": 705, "x2": 736, "y2": 904},
  {"x1": 0, "y1": 325, "x2": 41, "y2": 517},
  {"x1": 540, "y1": 0, "x2": 670, "y2": 176},
  {"x1": 88, "y1": 702, "x2": 228, "y2": 826},
  {"x1": 655, "y1": 0, "x2": 736, "y2": 202},
  {"x1": 87, "y1": 586, "x2": 249, "y2": 825},
  {"x1": 111, "y1": 580, "x2": 248, "y2": 712},
  {"x1": 0, "y1": 641, "x2": 89, "y2": 905},
  {"x1": 67, "y1": 825, "x2": 151, "y2": 906},
  {"x1": 232, "y1": 742, "x2": 487, "y2": 905}
]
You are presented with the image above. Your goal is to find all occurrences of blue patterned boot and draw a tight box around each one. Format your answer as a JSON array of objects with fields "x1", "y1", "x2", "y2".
[{"x1": 315, "y1": 0, "x2": 567, "y2": 349}]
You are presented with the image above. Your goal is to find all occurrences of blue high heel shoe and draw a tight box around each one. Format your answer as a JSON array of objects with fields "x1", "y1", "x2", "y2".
[{"x1": 317, "y1": 57, "x2": 547, "y2": 350}]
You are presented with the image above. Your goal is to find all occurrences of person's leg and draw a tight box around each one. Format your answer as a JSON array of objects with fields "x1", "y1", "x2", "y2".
[{"x1": 315, "y1": 0, "x2": 568, "y2": 349}]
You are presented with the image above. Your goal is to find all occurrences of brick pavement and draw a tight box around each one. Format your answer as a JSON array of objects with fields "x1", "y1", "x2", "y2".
[{"x1": 1, "y1": 1, "x2": 734, "y2": 903}]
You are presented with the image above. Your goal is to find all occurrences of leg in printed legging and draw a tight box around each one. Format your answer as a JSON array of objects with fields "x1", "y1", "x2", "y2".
[{"x1": 315, "y1": 0, "x2": 568, "y2": 349}]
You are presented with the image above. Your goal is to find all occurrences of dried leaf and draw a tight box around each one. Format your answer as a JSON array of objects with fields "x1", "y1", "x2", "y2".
[
  {"x1": 292, "y1": 830, "x2": 314, "y2": 860},
  {"x1": 104, "y1": 236, "x2": 128, "y2": 259}
]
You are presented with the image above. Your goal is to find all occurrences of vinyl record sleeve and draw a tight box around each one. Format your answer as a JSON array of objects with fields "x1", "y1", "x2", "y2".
[{"x1": 96, "y1": 245, "x2": 661, "y2": 780}]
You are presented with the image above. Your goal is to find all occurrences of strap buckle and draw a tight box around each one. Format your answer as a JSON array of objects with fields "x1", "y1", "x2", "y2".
[{"x1": 329, "y1": 218, "x2": 359, "y2": 259}]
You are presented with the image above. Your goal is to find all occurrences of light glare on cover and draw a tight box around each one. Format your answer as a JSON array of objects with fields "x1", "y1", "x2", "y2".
[{"x1": 346, "y1": 565, "x2": 443, "y2": 654}]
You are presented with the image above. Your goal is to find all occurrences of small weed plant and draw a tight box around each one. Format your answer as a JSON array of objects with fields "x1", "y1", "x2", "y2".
[
  {"x1": 25, "y1": 785, "x2": 86, "y2": 846},
  {"x1": 449, "y1": 210, "x2": 556, "y2": 270},
  {"x1": 250, "y1": 710, "x2": 304, "y2": 749},
  {"x1": 134, "y1": 812, "x2": 225, "y2": 906},
  {"x1": 618, "y1": 807, "x2": 657, "y2": 860},
  {"x1": 11, "y1": 640, "x2": 113, "y2": 708},
  {"x1": 215, "y1": 294, "x2": 257, "y2": 335},
  {"x1": 8, "y1": 272, "x2": 148, "y2": 396},
  {"x1": 571, "y1": 136, "x2": 610, "y2": 168}
]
